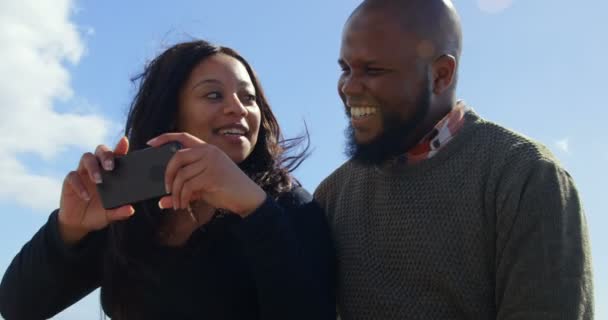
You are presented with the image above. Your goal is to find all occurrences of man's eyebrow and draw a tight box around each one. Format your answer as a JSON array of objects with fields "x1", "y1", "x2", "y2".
[{"x1": 338, "y1": 59, "x2": 381, "y2": 67}]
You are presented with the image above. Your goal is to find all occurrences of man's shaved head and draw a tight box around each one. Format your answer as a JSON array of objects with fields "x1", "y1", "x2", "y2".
[{"x1": 349, "y1": 0, "x2": 462, "y2": 63}]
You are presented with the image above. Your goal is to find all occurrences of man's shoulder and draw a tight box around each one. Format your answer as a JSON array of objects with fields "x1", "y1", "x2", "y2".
[
  {"x1": 464, "y1": 112, "x2": 572, "y2": 193},
  {"x1": 470, "y1": 112, "x2": 559, "y2": 165},
  {"x1": 314, "y1": 160, "x2": 359, "y2": 201}
]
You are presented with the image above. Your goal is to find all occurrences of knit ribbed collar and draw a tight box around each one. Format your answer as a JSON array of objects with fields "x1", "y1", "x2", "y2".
[{"x1": 387, "y1": 101, "x2": 469, "y2": 166}]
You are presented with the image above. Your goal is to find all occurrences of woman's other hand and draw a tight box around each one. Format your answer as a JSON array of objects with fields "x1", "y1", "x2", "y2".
[{"x1": 58, "y1": 137, "x2": 135, "y2": 245}]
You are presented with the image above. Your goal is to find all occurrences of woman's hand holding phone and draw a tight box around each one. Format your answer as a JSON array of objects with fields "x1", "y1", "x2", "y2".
[
  {"x1": 58, "y1": 137, "x2": 135, "y2": 245},
  {"x1": 148, "y1": 133, "x2": 267, "y2": 218}
]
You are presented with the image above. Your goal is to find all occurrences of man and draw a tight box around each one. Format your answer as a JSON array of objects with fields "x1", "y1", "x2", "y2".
[{"x1": 314, "y1": 0, "x2": 594, "y2": 319}]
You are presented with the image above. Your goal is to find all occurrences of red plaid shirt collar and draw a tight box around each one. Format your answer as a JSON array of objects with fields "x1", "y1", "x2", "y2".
[{"x1": 404, "y1": 101, "x2": 468, "y2": 165}]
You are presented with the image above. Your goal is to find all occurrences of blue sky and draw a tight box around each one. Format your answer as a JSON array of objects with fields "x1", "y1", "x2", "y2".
[{"x1": 1, "y1": 0, "x2": 605, "y2": 318}]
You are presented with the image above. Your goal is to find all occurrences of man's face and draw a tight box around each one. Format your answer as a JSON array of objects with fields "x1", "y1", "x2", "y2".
[{"x1": 338, "y1": 10, "x2": 431, "y2": 165}]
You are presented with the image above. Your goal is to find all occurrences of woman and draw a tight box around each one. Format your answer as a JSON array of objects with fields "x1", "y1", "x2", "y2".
[{"x1": 0, "y1": 40, "x2": 335, "y2": 319}]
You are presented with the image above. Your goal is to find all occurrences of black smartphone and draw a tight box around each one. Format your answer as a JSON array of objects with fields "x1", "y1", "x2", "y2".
[{"x1": 96, "y1": 142, "x2": 181, "y2": 209}]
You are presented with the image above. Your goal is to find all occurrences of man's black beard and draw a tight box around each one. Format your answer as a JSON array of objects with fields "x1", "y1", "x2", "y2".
[{"x1": 344, "y1": 86, "x2": 431, "y2": 166}]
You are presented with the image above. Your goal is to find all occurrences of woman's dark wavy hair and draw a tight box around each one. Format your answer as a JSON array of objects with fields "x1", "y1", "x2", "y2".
[{"x1": 101, "y1": 40, "x2": 309, "y2": 319}]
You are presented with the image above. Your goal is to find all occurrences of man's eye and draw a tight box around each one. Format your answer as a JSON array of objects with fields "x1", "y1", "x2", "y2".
[{"x1": 366, "y1": 68, "x2": 385, "y2": 75}]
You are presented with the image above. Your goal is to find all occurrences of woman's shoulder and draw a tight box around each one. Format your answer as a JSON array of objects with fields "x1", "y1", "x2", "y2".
[{"x1": 275, "y1": 186, "x2": 313, "y2": 209}]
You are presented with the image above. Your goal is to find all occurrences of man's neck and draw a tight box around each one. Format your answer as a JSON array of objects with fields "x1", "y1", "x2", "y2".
[{"x1": 402, "y1": 100, "x2": 455, "y2": 151}]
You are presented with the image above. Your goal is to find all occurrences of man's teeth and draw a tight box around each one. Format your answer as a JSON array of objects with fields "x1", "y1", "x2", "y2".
[
  {"x1": 220, "y1": 128, "x2": 246, "y2": 135},
  {"x1": 350, "y1": 107, "x2": 378, "y2": 118}
]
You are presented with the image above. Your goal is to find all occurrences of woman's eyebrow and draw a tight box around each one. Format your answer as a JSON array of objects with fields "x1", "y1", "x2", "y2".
[{"x1": 191, "y1": 78, "x2": 222, "y2": 91}]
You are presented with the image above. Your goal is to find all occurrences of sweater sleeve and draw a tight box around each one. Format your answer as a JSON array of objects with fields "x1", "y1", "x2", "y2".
[
  {"x1": 230, "y1": 187, "x2": 336, "y2": 320},
  {"x1": 0, "y1": 210, "x2": 106, "y2": 320},
  {"x1": 495, "y1": 159, "x2": 594, "y2": 319}
]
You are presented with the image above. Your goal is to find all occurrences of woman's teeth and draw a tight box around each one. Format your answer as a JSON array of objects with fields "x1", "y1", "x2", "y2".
[{"x1": 219, "y1": 128, "x2": 246, "y2": 136}]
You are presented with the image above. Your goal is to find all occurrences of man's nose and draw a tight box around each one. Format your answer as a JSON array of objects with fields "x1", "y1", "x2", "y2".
[{"x1": 340, "y1": 74, "x2": 364, "y2": 97}]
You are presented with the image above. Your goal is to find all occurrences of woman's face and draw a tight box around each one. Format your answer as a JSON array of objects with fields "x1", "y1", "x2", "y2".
[{"x1": 177, "y1": 53, "x2": 262, "y2": 163}]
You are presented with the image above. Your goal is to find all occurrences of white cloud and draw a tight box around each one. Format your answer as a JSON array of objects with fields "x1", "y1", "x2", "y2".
[
  {"x1": 0, "y1": 0, "x2": 112, "y2": 211},
  {"x1": 477, "y1": 0, "x2": 514, "y2": 14},
  {"x1": 554, "y1": 138, "x2": 570, "y2": 154},
  {"x1": 0, "y1": 157, "x2": 61, "y2": 211}
]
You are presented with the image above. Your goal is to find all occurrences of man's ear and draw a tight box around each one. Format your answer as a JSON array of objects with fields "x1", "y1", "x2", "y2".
[{"x1": 431, "y1": 54, "x2": 456, "y2": 94}]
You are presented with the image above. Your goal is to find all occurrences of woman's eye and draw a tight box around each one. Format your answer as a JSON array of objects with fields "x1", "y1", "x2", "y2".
[
  {"x1": 242, "y1": 93, "x2": 257, "y2": 102},
  {"x1": 206, "y1": 92, "x2": 222, "y2": 100}
]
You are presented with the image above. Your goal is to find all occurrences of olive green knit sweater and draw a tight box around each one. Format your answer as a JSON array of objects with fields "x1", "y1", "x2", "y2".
[{"x1": 314, "y1": 111, "x2": 593, "y2": 320}]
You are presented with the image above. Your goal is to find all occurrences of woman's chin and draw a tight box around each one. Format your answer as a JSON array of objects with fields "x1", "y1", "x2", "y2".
[{"x1": 223, "y1": 147, "x2": 253, "y2": 164}]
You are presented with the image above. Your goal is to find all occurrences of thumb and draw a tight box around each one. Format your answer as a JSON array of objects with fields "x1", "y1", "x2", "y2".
[{"x1": 106, "y1": 205, "x2": 135, "y2": 222}]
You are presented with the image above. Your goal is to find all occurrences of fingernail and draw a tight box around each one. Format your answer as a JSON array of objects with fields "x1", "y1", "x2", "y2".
[
  {"x1": 158, "y1": 200, "x2": 165, "y2": 209},
  {"x1": 165, "y1": 184, "x2": 171, "y2": 194},
  {"x1": 128, "y1": 207, "x2": 135, "y2": 215},
  {"x1": 81, "y1": 191, "x2": 90, "y2": 201},
  {"x1": 146, "y1": 137, "x2": 157, "y2": 145},
  {"x1": 104, "y1": 160, "x2": 114, "y2": 171},
  {"x1": 94, "y1": 173, "x2": 102, "y2": 184}
]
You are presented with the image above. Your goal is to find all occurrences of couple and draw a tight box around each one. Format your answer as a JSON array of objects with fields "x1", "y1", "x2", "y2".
[{"x1": 0, "y1": 1, "x2": 594, "y2": 319}]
